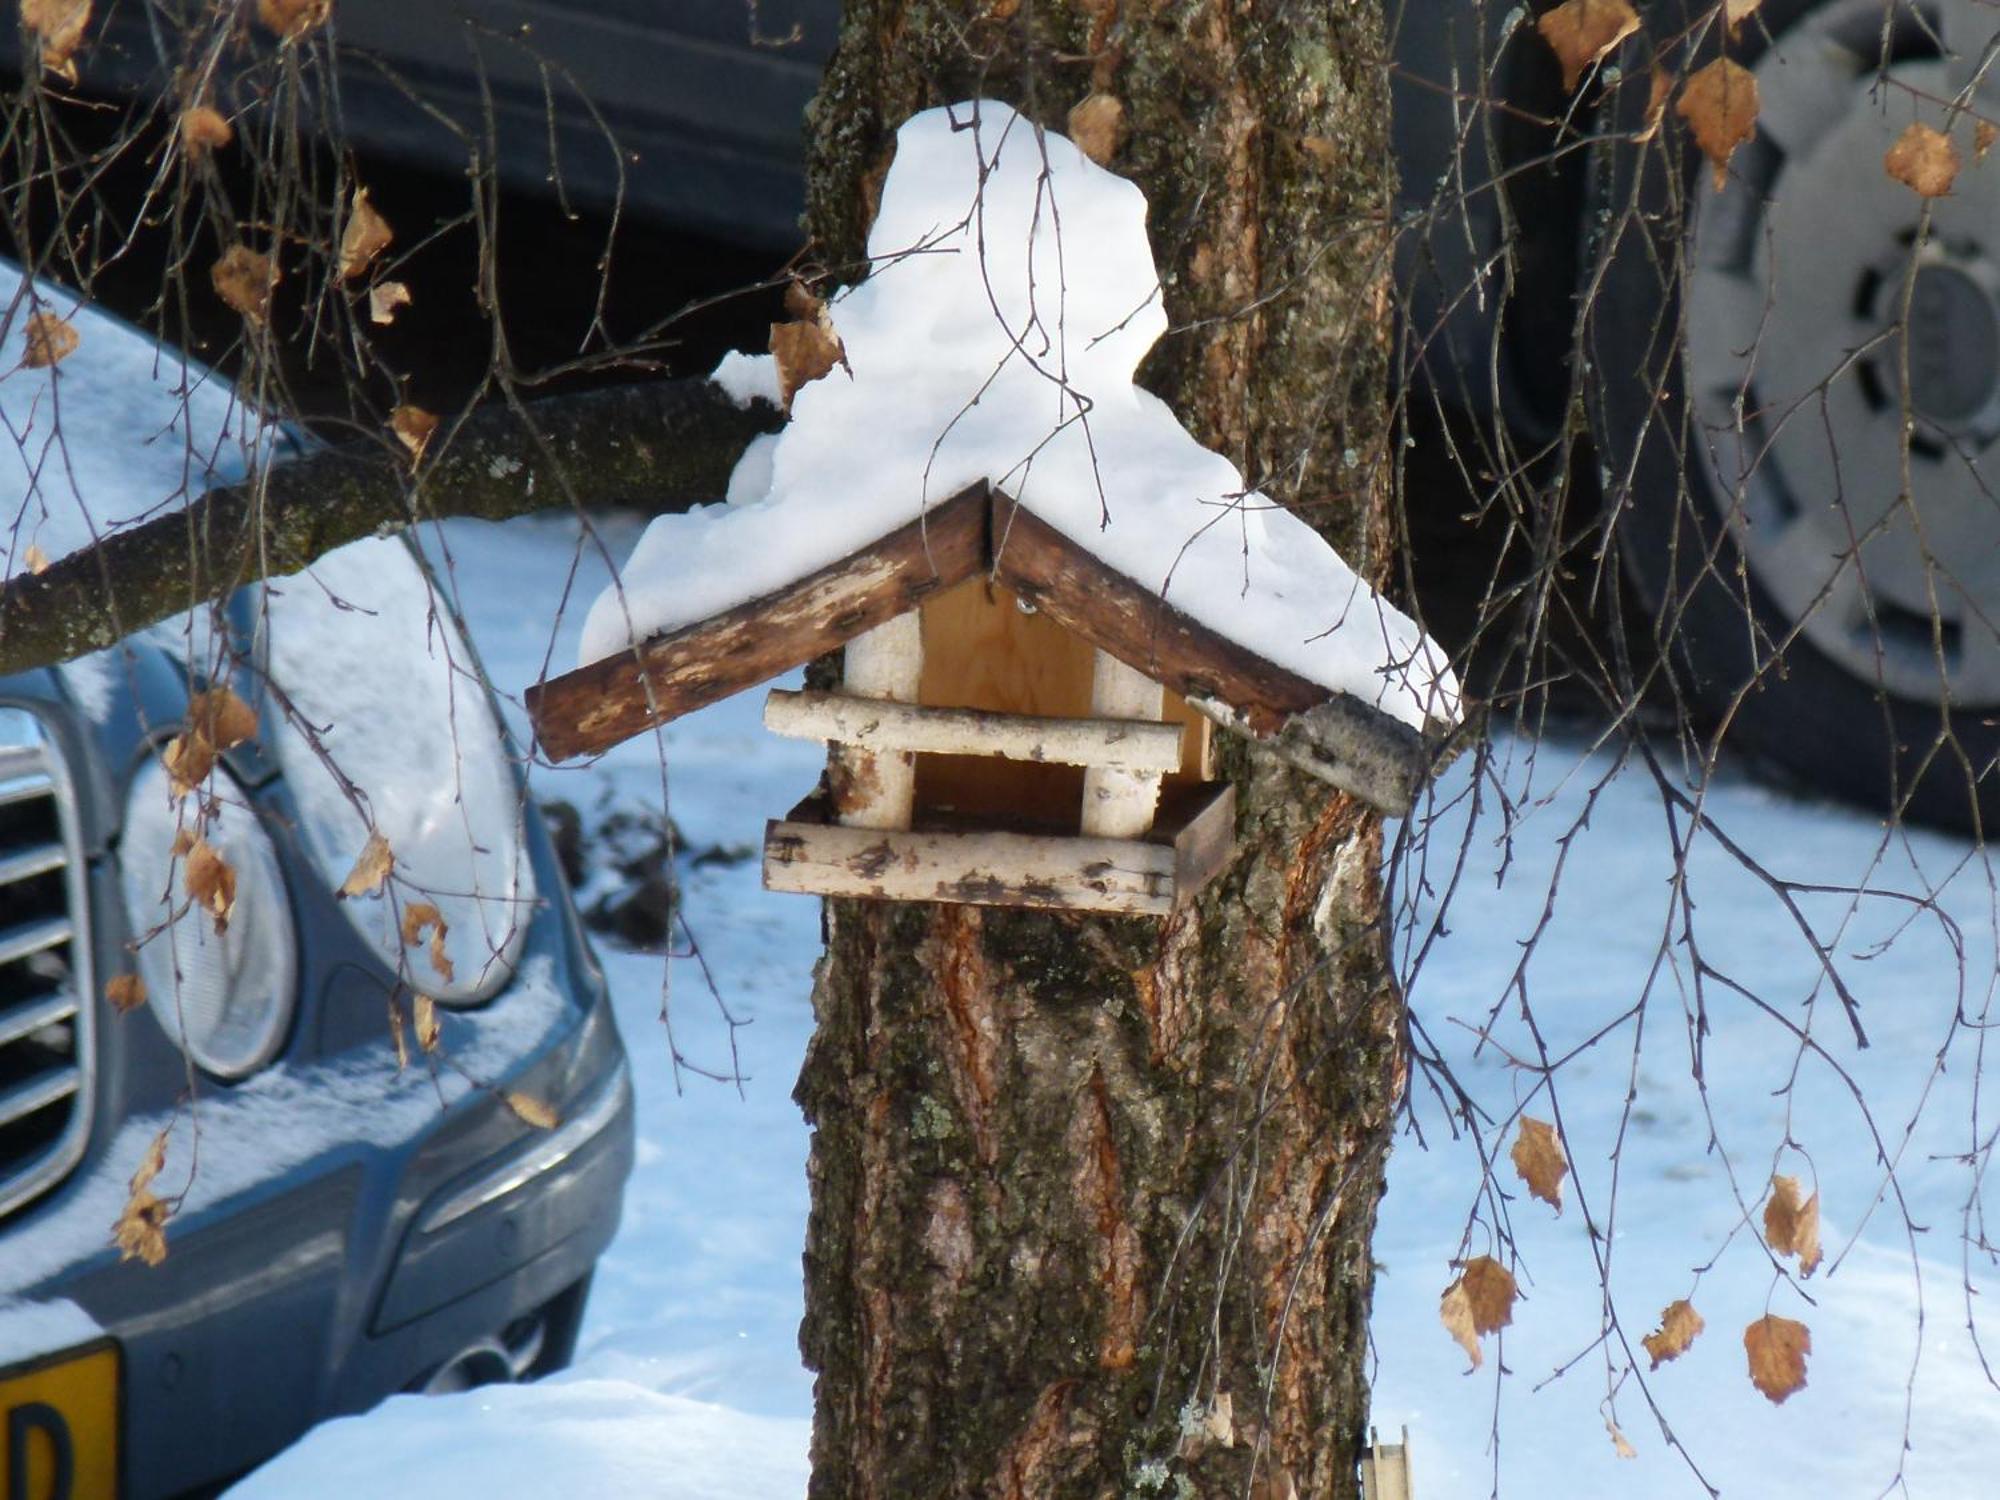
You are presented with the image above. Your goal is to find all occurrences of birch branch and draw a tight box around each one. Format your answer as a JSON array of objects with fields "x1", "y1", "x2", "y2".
[{"x1": 0, "y1": 378, "x2": 781, "y2": 677}]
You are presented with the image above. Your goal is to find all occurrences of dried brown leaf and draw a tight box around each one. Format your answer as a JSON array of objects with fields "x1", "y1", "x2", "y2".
[
  {"x1": 390, "y1": 404, "x2": 438, "y2": 463},
  {"x1": 1536, "y1": 0, "x2": 1639, "y2": 93},
  {"x1": 1678, "y1": 58, "x2": 1760, "y2": 191},
  {"x1": 169, "y1": 827, "x2": 195, "y2": 859},
  {"x1": 1511, "y1": 1116, "x2": 1567, "y2": 1212},
  {"x1": 162, "y1": 732, "x2": 214, "y2": 798},
  {"x1": 1764, "y1": 1175, "x2": 1823, "y2": 1277},
  {"x1": 414, "y1": 994, "x2": 441, "y2": 1055},
  {"x1": 211, "y1": 245, "x2": 277, "y2": 325},
  {"x1": 180, "y1": 104, "x2": 233, "y2": 152},
  {"x1": 1642, "y1": 1298, "x2": 1706, "y2": 1368},
  {"x1": 369, "y1": 280, "x2": 412, "y2": 325},
  {"x1": 339, "y1": 829, "x2": 393, "y2": 898},
  {"x1": 256, "y1": 0, "x2": 329, "y2": 41},
  {"x1": 769, "y1": 311, "x2": 844, "y2": 409},
  {"x1": 505, "y1": 1092, "x2": 560, "y2": 1130},
  {"x1": 1725, "y1": 0, "x2": 1763, "y2": 34},
  {"x1": 187, "y1": 686, "x2": 257, "y2": 753},
  {"x1": 184, "y1": 838, "x2": 236, "y2": 933},
  {"x1": 1067, "y1": 92, "x2": 1126, "y2": 166},
  {"x1": 1605, "y1": 1417, "x2": 1637, "y2": 1459},
  {"x1": 22, "y1": 311, "x2": 79, "y2": 368},
  {"x1": 399, "y1": 901, "x2": 456, "y2": 983},
  {"x1": 1885, "y1": 121, "x2": 1961, "y2": 197},
  {"x1": 21, "y1": 542, "x2": 49, "y2": 575},
  {"x1": 22, "y1": 0, "x2": 91, "y2": 83},
  {"x1": 113, "y1": 1129, "x2": 170, "y2": 1265},
  {"x1": 339, "y1": 186, "x2": 393, "y2": 282},
  {"x1": 1744, "y1": 1314, "x2": 1811, "y2": 1403},
  {"x1": 1978, "y1": 120, "x2": 1997, "y2": 162},
  {"x1": 106, "y1": 972, "x2": 147, "y2": 1015},
  {"x1": 388, "y1": 997, "x2": 409, "y2": 1072},
  {"x1": 1440, "y1": 1256, "x2": 1517, "y2": 1368}
]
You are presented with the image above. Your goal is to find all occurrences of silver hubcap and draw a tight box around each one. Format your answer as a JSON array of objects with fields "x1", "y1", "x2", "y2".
[{"x1": 1684, "y1": 0, "x2": 2000, "y2": 706}]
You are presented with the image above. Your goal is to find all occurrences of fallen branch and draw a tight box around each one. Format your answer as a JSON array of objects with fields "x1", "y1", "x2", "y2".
[{"x1": 0, "y1": 378, "x2": 782, "y2": 678}]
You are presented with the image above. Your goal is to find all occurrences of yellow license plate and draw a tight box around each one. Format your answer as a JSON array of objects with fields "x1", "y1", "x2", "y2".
[{"x1": 0, "y1": 1340, "x2": 119, "y2": 1500}]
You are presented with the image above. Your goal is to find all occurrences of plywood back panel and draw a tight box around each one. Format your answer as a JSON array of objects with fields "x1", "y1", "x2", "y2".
[{"x1": 914, "y1": 577, "x2": 1213, "y2": 826}]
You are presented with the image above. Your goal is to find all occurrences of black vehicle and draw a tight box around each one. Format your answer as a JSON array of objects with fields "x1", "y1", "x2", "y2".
[{"x1": 0, "y1": 274, "x2": 633, "y2": 1499}]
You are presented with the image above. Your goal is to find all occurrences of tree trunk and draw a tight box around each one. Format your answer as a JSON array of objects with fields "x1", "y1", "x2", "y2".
[{"x1": 796, "y1": 5, "x2": 1400, "y2": 1496}]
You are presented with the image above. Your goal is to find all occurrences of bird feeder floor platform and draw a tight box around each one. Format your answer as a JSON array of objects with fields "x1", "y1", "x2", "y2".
[{"x1": 763, "y1": 781, "x2": 1236, "y2": 916}]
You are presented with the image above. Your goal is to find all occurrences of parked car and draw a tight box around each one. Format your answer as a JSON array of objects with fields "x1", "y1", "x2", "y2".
[
  {"x1": 0, "y1": 269, "x2": 633, "y2": 1499},
  {"x1": 13, "y1": 3, "x2": 1994, "y2": 826}
]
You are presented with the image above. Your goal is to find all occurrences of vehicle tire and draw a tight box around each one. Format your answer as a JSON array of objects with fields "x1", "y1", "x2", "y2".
[{"x1": 1587, "y1": 0, "x2": 2000, "y2": 832}]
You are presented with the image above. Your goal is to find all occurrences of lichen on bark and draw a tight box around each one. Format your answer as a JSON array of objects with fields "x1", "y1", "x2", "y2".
[{"x1": 797, "y1": 4, "x2": 1401, "y2": 1497}]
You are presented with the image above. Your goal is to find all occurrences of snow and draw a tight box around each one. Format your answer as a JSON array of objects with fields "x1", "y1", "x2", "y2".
[
  {"x1": 582, "y1": 103, "x2": 1458, "y2": 733},
  {"x1": 231, "y1": 1381, "x2": 809, "y2": 1500},
  {"x1": 0, "y1": 265, "x2": 263, "y2": 582},
  {"x1": 709, "y1": 350, "x2": 781, "y2": 411},
  {"x1": 0, "y1": 1297, "x2": 101, "y2": 1367},
  {"x1": 260, "y1": 535, "x2": 539, "y2": 1003},
  {"x1": 225, "y1": 513, "x2": 2000, "y2": 1499}
]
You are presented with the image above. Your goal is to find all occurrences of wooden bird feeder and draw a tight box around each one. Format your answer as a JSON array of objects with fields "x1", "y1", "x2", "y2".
[{"x1": 527, "y1": 483, "x2": 1444, "y2": 917}]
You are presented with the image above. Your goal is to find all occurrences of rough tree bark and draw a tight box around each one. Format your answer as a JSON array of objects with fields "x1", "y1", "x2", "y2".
[{"x1": 796, "y1": 4, "x2": 1401, "y2": 1498}]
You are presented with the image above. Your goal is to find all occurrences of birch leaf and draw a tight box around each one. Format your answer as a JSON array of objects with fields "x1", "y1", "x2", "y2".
[
  {"x1": 22, "y1": 312, "x2": 79, "y2": 368},
  {"x1": 1536, "y1": 0, "x2": 1639, "y2": 93},
  {"x1": 339, "y1": 830, "x2": 394, "y2": 898},
  {"x1": 22, "y1": 0, "x2": 91, "y2": 83},
  {"x1": 1678, "y1": 58, "x2": 1760, "y2": 191},
  {"x1": 113, "y1": 1129, "x2": 170, "y2": 1265},
  {"x1": 339, "y1": 186, "x2": 394, "y2": 282},
  {"x1": 211, "y1": 245, "x2": 277, "y2": 325},
  {"x1": 105, "y1": 973, "x2": 147, "y2": 1015},
  {"x1": 184, "y1": 838, "x2": 237, "y2": 933},
  {"x1": 1744, "y1": 1314, "x2": 1811, "y2": 1403},
  {"x1": 1764, "y1": 1175, "x2": 1823, "y2": 1277},
  {"x1": 1511, "y1": 1116, "x2": 1567, "y2": 1211},
  {"x1": 1642, "y1": 1298, "x2": 1705, "y2": 1368},
  {"x1": 181, "y1": 105, "x2": 233, "y2": 152},
  {"x1": 1440, "y1": 1256, "x2": 1516, "y2": 1369},
  {"x1": 1885, "y1": 122, "x2": 1961, "y2": 197}
]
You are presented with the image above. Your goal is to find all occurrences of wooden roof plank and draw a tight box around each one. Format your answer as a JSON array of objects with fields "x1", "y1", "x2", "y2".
[{"x1": 526, "y1": 484, "x2": 988, "y2": 760}]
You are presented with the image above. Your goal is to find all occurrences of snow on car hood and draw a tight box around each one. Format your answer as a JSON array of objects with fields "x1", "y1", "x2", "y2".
[{"x1": 0, "y1": 263, "x2": 537, "y2": 998}]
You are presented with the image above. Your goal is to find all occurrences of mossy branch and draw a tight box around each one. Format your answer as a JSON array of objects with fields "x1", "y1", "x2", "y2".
[{"x1": 0, "y1": 378, "x2": 782, "y2": 677}]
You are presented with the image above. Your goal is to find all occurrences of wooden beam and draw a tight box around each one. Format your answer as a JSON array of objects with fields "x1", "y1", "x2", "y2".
[
  {"x1": 763, "y1": 690, "x2": 1186, "y2": 773},
  {"x1": 833, "y1": 613, "x2": 923, "y2": 830},
  {"x1": 526, "y1": 484, "x2": 988, "y2": 760},
  {"x1": 1080, "y1": 650, "x2": 1164, "y2": 838}
]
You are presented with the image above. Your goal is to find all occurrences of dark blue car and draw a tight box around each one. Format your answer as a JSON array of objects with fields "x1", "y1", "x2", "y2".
[{"x1": 0, "y1": 274, "x2": 633, "y2": 1499}]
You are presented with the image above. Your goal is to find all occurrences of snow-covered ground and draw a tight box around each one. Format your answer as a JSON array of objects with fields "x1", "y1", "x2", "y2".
[{"x1": 228, "y1": 510, "x2": 2000, "y2": 1498}]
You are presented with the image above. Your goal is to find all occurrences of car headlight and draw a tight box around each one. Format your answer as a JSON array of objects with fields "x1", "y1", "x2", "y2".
[
  {"x1": 260, "y1": 534, "x2": 536, "y2": 1005},
  {"x1": 121, "y1": 756, "x2": 297, "y2": 1079}
]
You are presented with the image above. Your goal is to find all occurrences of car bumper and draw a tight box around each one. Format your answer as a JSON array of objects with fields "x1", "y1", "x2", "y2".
[{"x1": 2, "y1": 981, "x2": 633, "y2": 1500}]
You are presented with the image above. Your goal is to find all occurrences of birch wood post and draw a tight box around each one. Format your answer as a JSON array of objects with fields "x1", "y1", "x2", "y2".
[
  {"x1": 835, "y1": 612, "x2": 923, "y2": 829},
  {"x1": 1080, "y1": 650, "x2": 1165, "y2": 837}
]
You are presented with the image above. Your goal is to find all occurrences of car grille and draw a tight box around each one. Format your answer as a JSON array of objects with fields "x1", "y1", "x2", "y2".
[{"x1": 0, "y1": 710, "x2": 93, "y2": 1223}]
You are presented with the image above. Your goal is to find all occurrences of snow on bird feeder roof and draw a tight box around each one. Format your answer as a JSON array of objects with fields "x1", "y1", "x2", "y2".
[{"x1": 528, "y1": 102, "x2": 1460, "y2": 850}]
